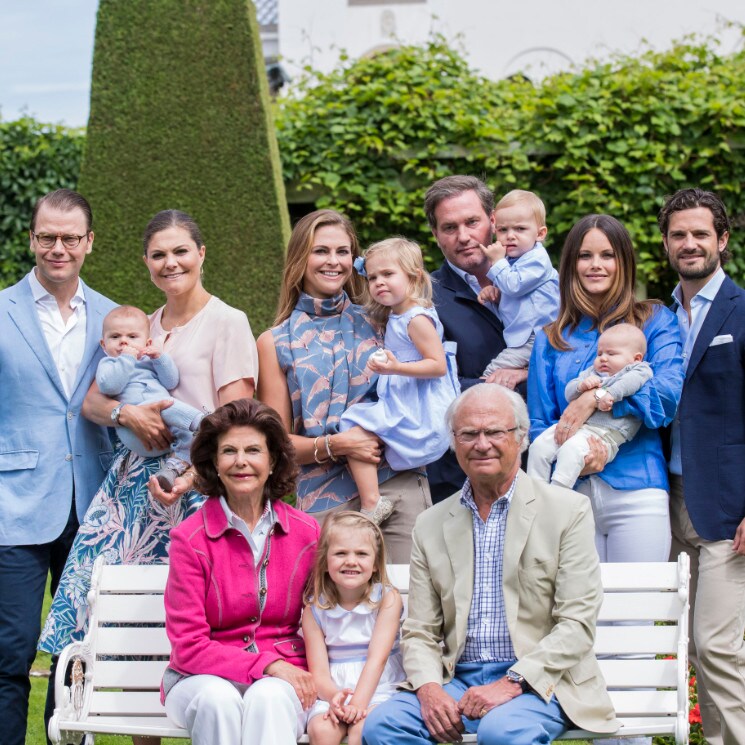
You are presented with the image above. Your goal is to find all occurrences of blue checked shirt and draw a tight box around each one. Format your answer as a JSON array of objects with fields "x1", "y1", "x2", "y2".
[{"x1": 459, "y1": 476, "x2": 516, "y2": 662}]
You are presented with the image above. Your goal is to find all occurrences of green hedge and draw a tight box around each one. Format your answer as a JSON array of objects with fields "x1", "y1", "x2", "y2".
[
  {"x1": 276, "y1": 34, "x2": 745, "y2": 296},
  {"x1": 78, "y1": 0, "x2": 289, "y2": 333},
  {"x1": 0, "y1": 118, "x2": 84, "y2": 286}
]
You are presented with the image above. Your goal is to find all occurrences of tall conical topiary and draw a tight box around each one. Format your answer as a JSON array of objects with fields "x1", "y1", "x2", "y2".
[{"x1": 79, "y1": 0, "x2": 289, "y2": 332}]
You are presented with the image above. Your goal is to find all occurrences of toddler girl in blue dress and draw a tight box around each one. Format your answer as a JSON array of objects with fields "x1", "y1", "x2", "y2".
[{"x1": 339, "y1": 237, "x2": 460, "y2": 523}]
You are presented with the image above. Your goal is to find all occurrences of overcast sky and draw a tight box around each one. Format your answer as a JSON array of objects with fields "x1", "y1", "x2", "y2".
[{"x1": 0, "y1": 0, "x2": 98, "y2": 127}]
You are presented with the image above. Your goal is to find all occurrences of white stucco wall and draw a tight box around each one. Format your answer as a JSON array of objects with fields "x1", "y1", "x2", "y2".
[{"x1": 277, "y1": 0, "x2": 745, "y2": 82}]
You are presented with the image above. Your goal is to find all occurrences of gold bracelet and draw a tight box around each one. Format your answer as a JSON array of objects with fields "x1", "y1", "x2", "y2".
[
  {"x1": 313, "y1": 436, "x2": 327, "y2": 465},
  {"x1": 325, "y1": 434, "x2": 338, "y2": 462}
]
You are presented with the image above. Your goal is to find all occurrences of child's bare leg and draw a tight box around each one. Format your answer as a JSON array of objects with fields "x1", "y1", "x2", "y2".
[
  {"x1": 307, "y1": 713, "x2": 347, "y2": 745},
  {"x1": 347, "y1": 719, "x2": 365, "y2": 745},
  {"x1": 133, "y1": 737, "x2": 160, "y2": 745},
  {"x1": 347, "y1": 456, "x2": 382, "y2": 512}
]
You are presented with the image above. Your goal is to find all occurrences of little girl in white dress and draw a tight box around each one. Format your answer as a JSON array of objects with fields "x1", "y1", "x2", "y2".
[
  {"x1": 339, "y1": 237, "x2": 460, "y2": 524},
  {"x1": 303, "y1": 512, "x2": 405, "y2": 745}
]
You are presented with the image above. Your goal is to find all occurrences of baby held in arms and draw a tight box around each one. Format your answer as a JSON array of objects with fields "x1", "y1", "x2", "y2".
[
  {"x1": 528, "y1": 323, "x2": 653, "y2": 488},
  {"x1": 97, "y1": 306, "x2": 205, "y2": 491}
]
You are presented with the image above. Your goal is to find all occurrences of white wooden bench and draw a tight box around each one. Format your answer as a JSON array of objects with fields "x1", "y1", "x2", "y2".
[{"x1": 49, "y1": 554, "x2": 690, "y2": 744}]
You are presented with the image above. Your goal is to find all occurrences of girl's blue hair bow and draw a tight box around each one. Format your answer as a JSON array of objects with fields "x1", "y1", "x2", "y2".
[{"x1": 353, "y1": 256, "x2": 367, "y2": 277}]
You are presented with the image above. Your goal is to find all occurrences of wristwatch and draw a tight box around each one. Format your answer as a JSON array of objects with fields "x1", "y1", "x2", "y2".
[
  {"x1": 110, "y1": 403, "x2": 124, "y2": 425},
  {"x1": 506, "y1": 670, "x2": 531, "y2": 693},
  {"x1": 594, "y1": 388, "x2": 610, "y2": 403}
]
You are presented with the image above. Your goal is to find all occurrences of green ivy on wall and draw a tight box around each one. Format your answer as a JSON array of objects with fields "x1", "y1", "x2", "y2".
[{"x1": 276, "y1": 34, "x2": 745, "y2": 297}]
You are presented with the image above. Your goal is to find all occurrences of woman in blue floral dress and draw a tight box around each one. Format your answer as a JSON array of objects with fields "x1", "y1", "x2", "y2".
[{"x1": 40, "y1": 210, "x2": 258, "y2": 665}]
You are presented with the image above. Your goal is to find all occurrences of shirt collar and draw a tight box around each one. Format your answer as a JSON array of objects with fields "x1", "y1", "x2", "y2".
[
  {"x1": 671, "y1": 267, "x2": 725, "y2": 308},
  {"x1": 28, "y1": 268, "x2": 86, "y2": 309},
  {"x1": 219, "y1": 495, "x2": 275, "y2": 532},
  {"x1": 446, "y1": 260, "x2": 479, "y2": 293},
  {"x1": 460, "y1": 475, "x2": 517, "y2": 516}
]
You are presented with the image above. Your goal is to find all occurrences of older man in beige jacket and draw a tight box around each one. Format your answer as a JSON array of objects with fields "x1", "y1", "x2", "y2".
[{"x1": 363, "y1": 384, "x2": 618, "y2": 744}]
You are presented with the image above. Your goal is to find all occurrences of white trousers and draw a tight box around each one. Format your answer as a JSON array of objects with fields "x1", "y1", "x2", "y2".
[
  {"x1": 164, "y1": 674, "x2": 308, "y2": 745},
  {"x1": 576, "y1": 475, "x2": 670, "y2": 563},
  {"x1": 527, "y1": 424, "x2": 621, "y2": 488}
]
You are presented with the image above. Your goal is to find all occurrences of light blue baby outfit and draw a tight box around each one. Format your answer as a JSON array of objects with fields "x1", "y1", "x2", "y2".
[
  {"x1": 339, "y1": 306, "x2": 460, "y2": 471},
  {"x1": 96, "y1": 353, "x2": 203, "y2": 462}
]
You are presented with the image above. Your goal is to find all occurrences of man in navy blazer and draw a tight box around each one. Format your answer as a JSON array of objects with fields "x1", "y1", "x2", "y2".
[
  {"x1": 0, "y1": 189, "x2": 116, "y2": 744},
  {"x1": 660, "y1": 187, "x2": 745, "y2": 745},
  {"x1": 424, "y1": 176, "x2": 520, "y2": 502}
]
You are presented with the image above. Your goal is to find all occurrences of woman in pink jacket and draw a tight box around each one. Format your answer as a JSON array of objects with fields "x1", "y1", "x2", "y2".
[{"x1": 163, "y1": 398, "x2": 320, "y2": 744}]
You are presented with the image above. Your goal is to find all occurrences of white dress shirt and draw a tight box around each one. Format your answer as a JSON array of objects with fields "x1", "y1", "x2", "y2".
[
  {"x1": 446, "y1": 260, "x2": 500, "y2": 317},
  {"x1": 28, "y1": 269, "x2": 87, "y2": 399}
]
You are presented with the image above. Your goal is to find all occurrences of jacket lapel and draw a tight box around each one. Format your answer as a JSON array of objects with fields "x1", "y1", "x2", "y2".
[
  {"x1": 685, "y1": 276, "x2": 737, "y2": 379},
  {"x1": 502, "y1": 472, "x2": 537, "y2": 633},
  {"x1": 70, "y1": 280, "x2": 104, "y2": 400},
  {"x1": 438, "y1": 263, "x2": 505, "y2": 334},
  {"x1": 443, "y1": 496, "x2": 475, "y2": 650},
  {"x1": 6, "y1": 277, "x2": 67, "y2": 400}
]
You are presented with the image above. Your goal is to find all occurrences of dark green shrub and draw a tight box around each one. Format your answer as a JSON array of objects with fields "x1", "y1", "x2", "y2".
[
  {"x1": 79, "y1": 0, "x2": 289, "y2": 332},
  {"x1": 0, "y1": 118, "x2": 84, "y2": 287}
]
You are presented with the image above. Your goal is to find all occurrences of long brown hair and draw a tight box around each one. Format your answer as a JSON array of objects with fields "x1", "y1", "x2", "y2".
[
  {"x1": 273, "y1": 210, "x2": 364, "y2": 325},
  {"x1": 545, "y1": 214, "x2": 659, "y2": 351},
  {"x1": 304, "y1": 511, "x2": 393, "y2": 610}
]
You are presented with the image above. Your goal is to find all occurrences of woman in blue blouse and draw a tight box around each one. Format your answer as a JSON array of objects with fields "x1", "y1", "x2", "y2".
[{"x1": 528, "y1": 214, "x2": 684, "y2": 564}]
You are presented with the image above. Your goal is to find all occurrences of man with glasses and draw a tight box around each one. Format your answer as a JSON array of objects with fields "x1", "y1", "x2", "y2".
[
  {"x1": 364, "y1": 384, "x2": 618, "y2": 745},
  {"x1": 0, "y1": 189, "x2": 116, "y2": 744}
]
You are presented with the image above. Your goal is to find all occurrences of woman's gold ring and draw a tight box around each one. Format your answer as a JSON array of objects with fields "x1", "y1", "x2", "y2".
[{"x1": 480, "y1": 708, "x2": 487, "y2": 717}]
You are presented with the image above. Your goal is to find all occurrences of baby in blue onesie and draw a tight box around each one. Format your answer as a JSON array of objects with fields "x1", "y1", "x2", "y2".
[
  {"x1": 97, "y1": 305, "x2": 204, "y2": 490},
  {"x1": 478, "y1": 189, "x2": 560, "y2": 379}
]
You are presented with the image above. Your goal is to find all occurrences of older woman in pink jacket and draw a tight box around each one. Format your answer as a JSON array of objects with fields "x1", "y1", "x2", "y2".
[{"x1": 162, "y1": 398, "x2": 320, "y2": 744}]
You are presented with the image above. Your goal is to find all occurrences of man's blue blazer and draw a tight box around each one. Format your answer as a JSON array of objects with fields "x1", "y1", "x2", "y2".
[
  {"x1": 674, "y1": 274, "x2": 745, "y2": 541},
  {"x1": 427, "y1": 261, "x2": 506, "y2": 493},
  {"x1": 0, "y1": 275, "x2": 117, "y2": 545}
]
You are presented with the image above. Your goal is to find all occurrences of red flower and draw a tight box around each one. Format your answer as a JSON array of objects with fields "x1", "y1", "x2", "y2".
[
  {"x1": 690, "y1": 703, "x2": 702, "y2": 724},
  {"x1": 689, "y1": 675, "x2": 696, "y2": 688}
]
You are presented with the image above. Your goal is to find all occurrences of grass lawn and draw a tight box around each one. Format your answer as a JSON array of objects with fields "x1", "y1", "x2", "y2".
[{"x1": 27, "y1": 575, "x2": 591, "y2": 745}]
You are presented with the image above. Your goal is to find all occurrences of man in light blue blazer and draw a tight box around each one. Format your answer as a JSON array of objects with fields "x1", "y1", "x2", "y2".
[
  {"x1": 0, "y1": 189, "x2": 116, "y2": 745},
  {"x1": 660, "y1": 188, "x2": 745, "y2": 745}
]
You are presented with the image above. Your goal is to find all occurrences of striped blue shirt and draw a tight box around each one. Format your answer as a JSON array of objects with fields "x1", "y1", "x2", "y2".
[{"x1": 460, "y1": 476, "x2": 517, "y2": 662}]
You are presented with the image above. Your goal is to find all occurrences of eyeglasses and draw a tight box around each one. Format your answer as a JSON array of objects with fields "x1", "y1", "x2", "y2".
[
  {"x1": 453, "y1": 426, "x2": 518, "y2": 444},
  {"x1": 32, "y1": 232, "x2": 90, "y2": 249}
]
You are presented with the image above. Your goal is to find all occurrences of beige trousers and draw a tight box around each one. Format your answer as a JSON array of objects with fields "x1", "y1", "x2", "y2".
[
  {"x1": 669, "y1": 474, "x2": 745, "y2": 745},
  {"x1": 310, "y1": 470, "x2": 431, "y2": 563}
]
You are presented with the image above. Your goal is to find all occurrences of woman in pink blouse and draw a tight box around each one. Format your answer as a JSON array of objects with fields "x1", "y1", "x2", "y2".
[{"x1": 41, "y1": 211, "x2": 258, "y2": 745}]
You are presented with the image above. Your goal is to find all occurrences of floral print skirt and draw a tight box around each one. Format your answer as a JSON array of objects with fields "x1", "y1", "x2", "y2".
[{"x1": 38, "y1": 446, "x2": 204, "y2": 655}]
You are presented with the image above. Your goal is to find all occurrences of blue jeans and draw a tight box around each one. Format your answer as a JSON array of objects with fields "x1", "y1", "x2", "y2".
[
  {"x1": 363, "y1": 661, "x2": 568, "y2": 745},
  {"x1": 0, "y1": 502, "x2": 78, "y2": 745}
]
